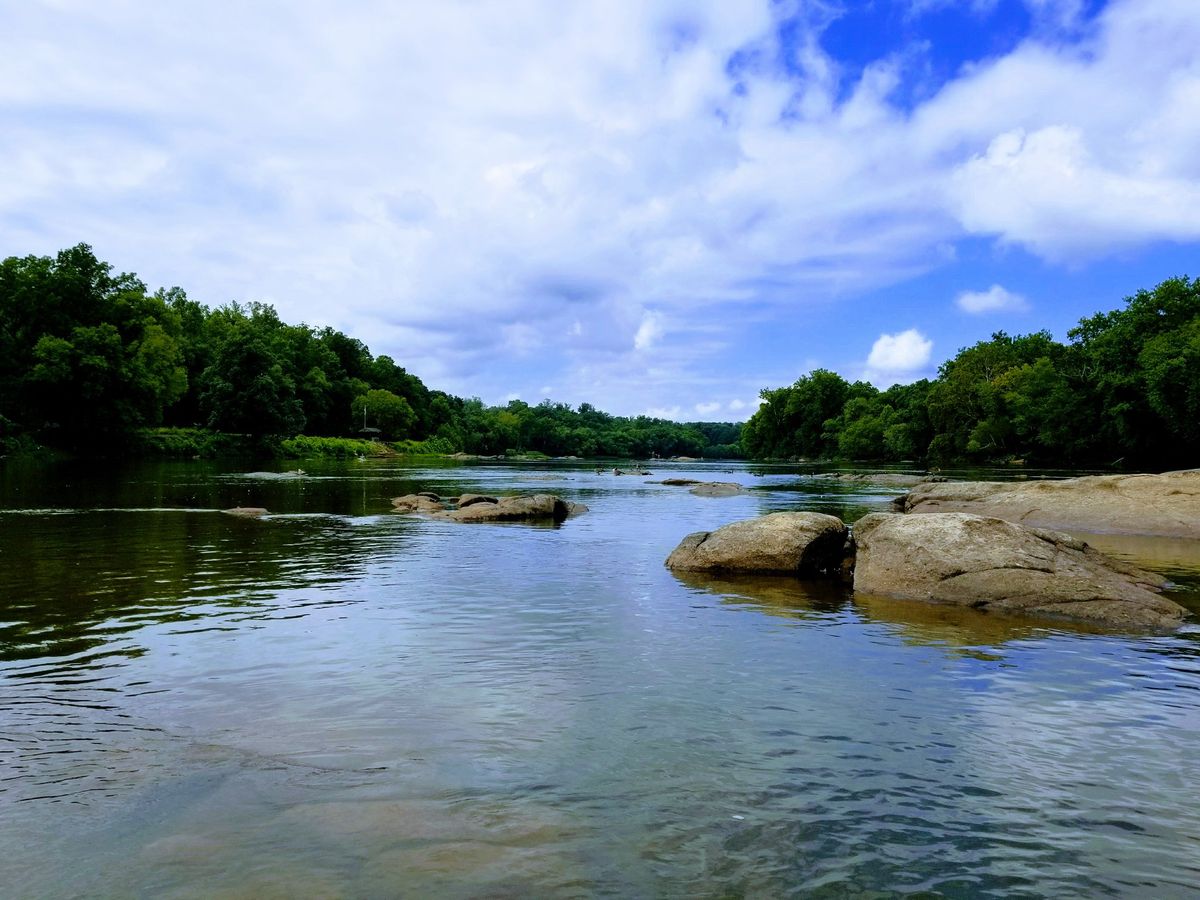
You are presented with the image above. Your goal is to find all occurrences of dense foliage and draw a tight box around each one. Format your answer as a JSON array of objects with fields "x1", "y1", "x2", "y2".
[
  {"x1": 744, "y1": 276, "x2": 1200, "y2": 468},
  {"x1": 0, "y1": 245, "x2": 741, "y2": 458}
]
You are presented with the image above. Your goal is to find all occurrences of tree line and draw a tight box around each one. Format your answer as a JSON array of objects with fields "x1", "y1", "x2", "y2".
[
  {"x1": 743, "y1": 275, "x2": 1200, "y2": 468},
  {"x1": 0, "y1": 245, "x2": 740, "y2": 458}
]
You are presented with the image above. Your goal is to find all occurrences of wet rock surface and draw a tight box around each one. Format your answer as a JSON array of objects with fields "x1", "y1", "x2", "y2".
[{"x1": 852, "y1": 512, "x2": 1187, "y2": 631}]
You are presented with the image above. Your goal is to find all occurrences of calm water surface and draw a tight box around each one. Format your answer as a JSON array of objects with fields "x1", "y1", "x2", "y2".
[{"x1": 1, "y1": 458, "x2": 1199, "y2": 898}]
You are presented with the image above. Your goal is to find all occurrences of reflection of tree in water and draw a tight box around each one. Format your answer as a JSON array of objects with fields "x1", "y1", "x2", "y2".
[
  {"x1": 0, "y1": 510, "x2": 413, "y2": 666},
  {"x1": 671, "y1": 571, "x2": 1109, "y2": 658}
]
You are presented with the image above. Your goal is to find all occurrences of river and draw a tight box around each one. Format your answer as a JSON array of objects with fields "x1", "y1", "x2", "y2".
[{"x1": 2, "y1": 457, "x2": 1198, "y2": 897}]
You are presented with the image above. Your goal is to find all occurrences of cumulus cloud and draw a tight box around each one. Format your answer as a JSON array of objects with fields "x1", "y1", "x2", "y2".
[
  {"x1": 956, "y1": 284, "x2": 1030, "y2": 314},
  {"x1": 0, "y1": 0, "x2": 1197, "y2": 414},
  {"x1": 865, "y1": 329, "x2": 933, "y2": 386},
  {"x1": 694, "y1": 401, "x2": 721, "y2": 415}
]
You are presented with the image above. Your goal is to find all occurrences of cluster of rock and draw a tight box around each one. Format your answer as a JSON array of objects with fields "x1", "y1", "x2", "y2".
[
  {"x1": 897, "y1": 469, "x2": 1200, "y2": 539},
  {"x1": 391, "y1": 492, "x2": 587, "y2": 523},
  {"x1": 665, "y1": 510, "x2": 1187, "y2": 631}
]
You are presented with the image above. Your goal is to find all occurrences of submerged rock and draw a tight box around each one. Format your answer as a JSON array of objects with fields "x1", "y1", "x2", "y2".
[
  {"x1": 897, "y1": 470, "x2": 1200, "y2": 538},
  {"x1": 852, "y1": 512, "x2": 1186, "y2": 631},
  {"x1": 666, "y1": 512, "x2": 848, "y2": 576},
  {"x1": 221, "y1": 506, "x2": 268, "y2": 518},
  {"x1": 658, "y1": 478, "x2": 702, "y2": 486}
]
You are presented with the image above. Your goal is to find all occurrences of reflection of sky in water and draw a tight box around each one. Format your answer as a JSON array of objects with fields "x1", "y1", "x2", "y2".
[{"x1": 1, "y1": 458, "x2": 1199, "y2": 896}]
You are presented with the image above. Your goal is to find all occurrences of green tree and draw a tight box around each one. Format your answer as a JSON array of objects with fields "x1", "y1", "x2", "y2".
[{"x1": 351, "y1": 389, "x2": 417, "y2": 439}]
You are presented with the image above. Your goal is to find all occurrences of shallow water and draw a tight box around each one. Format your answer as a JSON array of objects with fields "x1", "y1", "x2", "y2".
[{"x1": 2, "y1": 457, "x2": 1199, "y2": 898}]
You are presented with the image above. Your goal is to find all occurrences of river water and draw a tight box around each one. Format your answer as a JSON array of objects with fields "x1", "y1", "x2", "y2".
[{"x1": 1, "y1": 457, "x2": 1198, "y2": 898}]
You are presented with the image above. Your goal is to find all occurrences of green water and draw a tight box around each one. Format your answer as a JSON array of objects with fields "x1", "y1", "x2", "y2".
[{"x1": 2, "y1": 458, "x2": 1199, "y2": 898}]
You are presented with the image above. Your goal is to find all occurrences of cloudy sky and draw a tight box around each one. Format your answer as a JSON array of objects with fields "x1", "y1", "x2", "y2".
[{"x1": 3, "y1": 0, "x2": 1199, "y2": 420}]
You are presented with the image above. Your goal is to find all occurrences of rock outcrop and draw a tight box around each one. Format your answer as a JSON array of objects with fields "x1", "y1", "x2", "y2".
[
  {"x1": 897, "y1": 470, "x2": 1200, "y2": 538},
  {"x1": 392, "y1": 492, "x2": 580, "y2": 523},
  {"x1": 391, "y1": 494, "x2": 445, "y2": 514},
  {"x1": 852, "y1": 512, "x2": 1186, "y2": 631},
  {"x1": 436, "y1": 494, "x2": 569, "y2": 522},
  {"x1": 457, "y1": 493, "x2": 498, "y2": 508},
  {"x1": 666, "y1": 512, "x2": 848, "y2": 576},
  {"x1": 689, "y1": 482, "x2": 746, "y2": 497}
]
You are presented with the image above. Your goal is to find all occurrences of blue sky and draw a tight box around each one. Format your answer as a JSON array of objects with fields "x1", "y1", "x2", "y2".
[{"x1": 2, "y1": 0, "x2": 1198, "y2": 419}]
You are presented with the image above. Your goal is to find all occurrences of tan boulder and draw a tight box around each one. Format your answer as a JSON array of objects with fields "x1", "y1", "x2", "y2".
[
  {"x1": 898, "y1": 470, "x2": 1200, "y2": 538},
  {"x1": 666, "y1": 512, "x2": 848, "y2": 576},
  {"x1": 391, "y1": 494, "x2": 444, "y2": 514},
  {"x1": 689, "y1": 481, "x2": 746, "y2": 497},
  {"x1": 821, "y1": 472, "x2": 947, "y2": 487},
  {"x1": 852, "y1": 512, "x2": 1187, "y2": 631},
  {"x1": 456, "y1": 493, "x2": 498, "y2": 508}
]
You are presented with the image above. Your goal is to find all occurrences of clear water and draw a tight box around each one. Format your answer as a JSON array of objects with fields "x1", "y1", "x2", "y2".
[{"x1": 1, "y1": 457, "x2": 1198, "y2": 898}]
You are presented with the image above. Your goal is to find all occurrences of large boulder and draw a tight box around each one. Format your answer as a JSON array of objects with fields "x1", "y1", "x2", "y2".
[
  {"x1": 434, "y1": 494, "x2": 570, "y2": 523},
  {"x1": 898, "y1": 470, "x2": 1200, "y2": 538},
  {"x1": 852, "y1": 512, "x2": 1187, "y2": 631},
  {"x1": 666, "y1": 512, "x2": 848, "y2": 576}
]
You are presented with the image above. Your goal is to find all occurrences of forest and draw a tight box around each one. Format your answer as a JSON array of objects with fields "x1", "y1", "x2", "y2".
[
  {"x1": 0, "y1": 245, "x2": 735, "y2": 459},
  {"x1": 743, "y1": 275, "x2": 1200, "y2": 468},
  {"x1": 2, "y1": 245, "x2": 1196, "y2": 467}
]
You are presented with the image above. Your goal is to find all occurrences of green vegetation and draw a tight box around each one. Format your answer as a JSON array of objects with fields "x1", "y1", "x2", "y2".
[
  {"x1": 8, "y1": 244, "x2": 1191, "y2": 467},
  {"x1": 1, "y1": 245, "x2": 741, "y2": 460},
  {"x1": 745, "y1": 276, "x2": 1200, "y2": 467}
]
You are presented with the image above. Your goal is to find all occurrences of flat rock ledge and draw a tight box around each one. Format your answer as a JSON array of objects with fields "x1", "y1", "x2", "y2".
[
  {"x1": 853, "y1": 512, "x2": 1186, "y2": 631},
  {"x1": 897, "y1": 469, "x2": 1200, "y2": 538},
  {"x1": 666, "y1": 512, "x2": 848, "y2": 576},
  {"x1": 391, "y1": 492, "x2": 586, "y2": 523}
]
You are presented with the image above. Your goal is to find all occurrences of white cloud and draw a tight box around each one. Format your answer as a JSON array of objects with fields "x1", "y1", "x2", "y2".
[
  {"x1": 633, "y1": 311, "x2": 665, "y2": 352},
  {"x1": 865, "y1": 329, "x2": 933, "y2": 386},
  {"x1": 0, "y1": 0, "x2": 1197, "y2": 414},
  {"x1": 694, "y1": 401, "x2": 721, "y2": 415},
  {"x1": 956, "y1": 284, "x2": 1030, "y2": 314},
  {"x1": 728, "y1": 399, "x2": 748, "y2": 411}
]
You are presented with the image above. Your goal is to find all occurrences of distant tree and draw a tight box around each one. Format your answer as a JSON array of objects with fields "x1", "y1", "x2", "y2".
[{"x1": 351, "y1": 389, "x2": 417, "y2": 439}]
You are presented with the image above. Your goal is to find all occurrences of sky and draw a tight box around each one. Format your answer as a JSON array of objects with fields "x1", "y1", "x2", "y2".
[{"x1": 2, "y1": 0, "x2": 1199, "y2": 421}]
